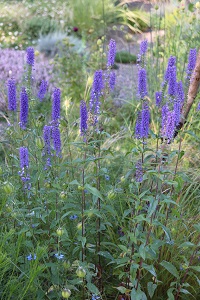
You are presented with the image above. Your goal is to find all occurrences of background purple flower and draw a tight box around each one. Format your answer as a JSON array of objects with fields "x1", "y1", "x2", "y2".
[
  {"x1": 107, "y1": 39, "x2": 116, "y2": 68},
  {"x1": 109, "y1": 71, "x2": 116, "y2": 91},
  {"x1": 155, "y1": 91, "x2": 162, "y2": 107},
  {"x1": 7, "y1": 78, "x2": 17, "y2": 111},
  {"x1": 80, "y1": 100, "x2": 88, "y2": 136},
  {"x1": 26, "y1": 47, "x2": 35, "y2": 66},
  {"x1": 140, "y1": 40, "x2": 148, "y2": 56},
  {"x1": 19, "y1": 87, "x2": 29, "y2": 129},
  {"x1": 38, "y1": 80, "x2": 48, "y2": 101},
  {"x1": 52, "y1": 88, "x2": 61, "y2": 123}
]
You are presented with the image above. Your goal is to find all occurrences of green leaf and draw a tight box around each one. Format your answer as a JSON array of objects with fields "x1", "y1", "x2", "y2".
[
  {"x1": 86, "y1": 282, "x2": 99, "y2": 295},
  {"x1": 178, "y1": 242, "x2": 194, "y2": 248},
  {"x1": 69, "y1": 179, "x2": 79, "y2": 185},
  {"x1": 190, "y1": 266, "x2": 200, "y2": 273},
  {"x1": 180, "y1": 289, "x2": 192, "y2": 296},
  {"x1": 160, "y1": 261, "x2": 179, "y2": 279},
  {"x1": 167, "y1": 287, "x2": 175, "y2": 300},
  {"x1": 147, "y1": 282, "x2": 157, "y2": 298},
  {"x1": 131, "y1": 288, "x2": 147, "y2": 300},
  {"x1": 84, "y1": 184, "x2": 104, "y2": 200},
  {"x1": 148, "y1": 200, "x2": 158, "y2": 217},
  {"x1": 139, "y1": 244, "x2": 146, "y2": 260},
  {"x1": 143, "y1": 264, "x2": 157, "y2": 277},
  {"x1": 97, "y1": 251, "x2": 114, "y2": 261},
  {"x1": 116, "y1": 286, "x2": 127, "y2": 294}
]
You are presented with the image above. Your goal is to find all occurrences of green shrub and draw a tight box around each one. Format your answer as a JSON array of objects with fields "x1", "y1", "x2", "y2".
[
  {"x1": 24, "y1": 17, "x2": 58, "y2": 39},
  {"x1": 115, "y1": 51, "x2": 137, "y2": 64}
]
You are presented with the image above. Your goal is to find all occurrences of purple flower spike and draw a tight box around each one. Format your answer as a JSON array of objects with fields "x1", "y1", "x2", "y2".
[
  {"x1": 26, "y1": 47, "x2": 34, "y2": 66},
  {"x1": 52, "y1": 88, "x2": 61, "y2": 123},
  {"x1": 165, "y1": 110, "x2": 175, "y2": 142},
  {"x1": 140, "y1": 40, "x2": 148, "y2": 56},
  {"x1": 155, "y1": 91, "x2": 162, "y2": 107},
  {"x1": 80, "y1": 100, "x2": 88, "y2": 136},
  {"x1": 165, "y1": 56, "x2": 176, "y2": 81},
  {"x1": 138, "y1": 68, "x2": 148, "y2": 99},
  {"x1": 109, "y1": 71, "x2": 116, "y2": 91},
  {"x1": 52, "y1": 126, "x2": 62, "y2": 157},
  {"x1": 19, "y1": 87, "x2": 29, "y2": 130},
  {"x1": 38, "y1": 80, "x2": 48, "y2": 101},
  {"x1": 168, "y1": 66, "x2": 177, "y2": 97},
  {"x1": 136, "y1": 160, "x2": 143, "y2": 182},
  {"x1": 43, "y1": 125, "x2": 52, "y2": 156},
  {"x1": 107, "y1": 39, "x2": 116, "y2": 68},
  {"x1": 19, "y1": 147, "x2": 29, "y2": 170},
  {"x1": 174, "y1": 100, "x2": 181, "y2": 126},
  {"x1": 161, "y1": 104, "x2": 169, "y2": 137},
  {"x1": 141, "y1": 102, "x2": 150, "y2": 138},
  {"x1": 43, "y1": 125, "x2": 52, "y2": 169},
  {"x1": 19, "y1": 146, "x2": 30, "y2": 187},
  {"x1": 176, "y1": 81, "x2": 184, "y2": 104},
  {"x1": 90, "y1": 70, "x2": 103, "y2": 124},
  {"x1": 135, "y1": 111, "x2": 142, "y2": 139},
  {"x1": 7, "y1": 78, "x2": 17, "y2": 111},
  {"x1": 187, "y1": 48, "x2": 197, "y2": 73}
]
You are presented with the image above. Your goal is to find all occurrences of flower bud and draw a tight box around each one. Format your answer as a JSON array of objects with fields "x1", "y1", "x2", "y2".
[
  {"x1": 60, "y1": 191, "x2": 67, "y2": 199},
  {"x1": 36, "y1": 137, "x2": 44, "y2": 150},
  {"x1": 77, "y1": 222, "x2": 82, "y2": 230},
  {"x1": 62, "y1": 288, "x2": 71, "y2": 298},
  {"x1": 63, "y1": 260, "x2": 70, "y2": 269},
  {"x1": 3, "y1": 182, "x2": 14, "y2": 195},
  {"x1": 56, "y1": 228, "x2": 64, "y2": 236},
  {"x1": 107, "y1": 190, "x2": 116, "y2": 200},
  {"x1": 76, "y1": 266, "x2": 86, "y2": 278}
]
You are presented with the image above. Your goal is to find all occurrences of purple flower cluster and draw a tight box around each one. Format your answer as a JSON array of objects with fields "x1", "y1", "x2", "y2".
[
  {"x1": 19, "y1": 146, "x2": 30, "y2": 188},
  {"x1": 19, "y1": 87, "x2": 29, "y2": 130},
  {"x1": 109, "y1": 71, "x2": 116, "y2": 91},
  {"x1": 155, "y1": 91, "x2": 162, "y2": 107},
  {"x1": 38, "y1": 80, "x2": 48, "y2": 101},
  {"x1": 136, "y1": 160, "x2": 143, "y2": 182},
  {"x1": 135, "y1": 102, "x2": 150, "y2": 139},
  {"x1": 0, "y1": 49, "x2": 54, "y2": 109},
  {"x1": 43, "y1": 124, "x2": 62, "y2": 169},
  {"x1": 80, "y1": 100, "x2": 88, "y2": 136},
  {"x1": 138, "y1": 68, "x2": 148, "y2": 99},
  {"x1": 89, "y1": 70, "x2": 103, "y2": 124},
  {"x1": 187, "y1": 48, "x2": 197, "y2": 74},
  {"x1": 52, "y1": 88, "x2": 61, "y2": 123},
  {"x1": 26, "y1": 47, "x2": 35, "y2": 67},
  {"x1": 107, "y1": 39, "x2": 116, "y2": 68},
  {"x1": 168, "y1": 66, "x2": 177, "y2": 97},
  {"x1": 164, "y1": 56, "x2": 176, "y2": 81},
  {"x1": 140, "y1": 40, "x2": 148, "y2": 56},
  {"x1": 52, "y1": 126, "x2": 62, "y2": 157},
  {"x1": 7, "y1": 78, "x2": 17, "y2": 111}
]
